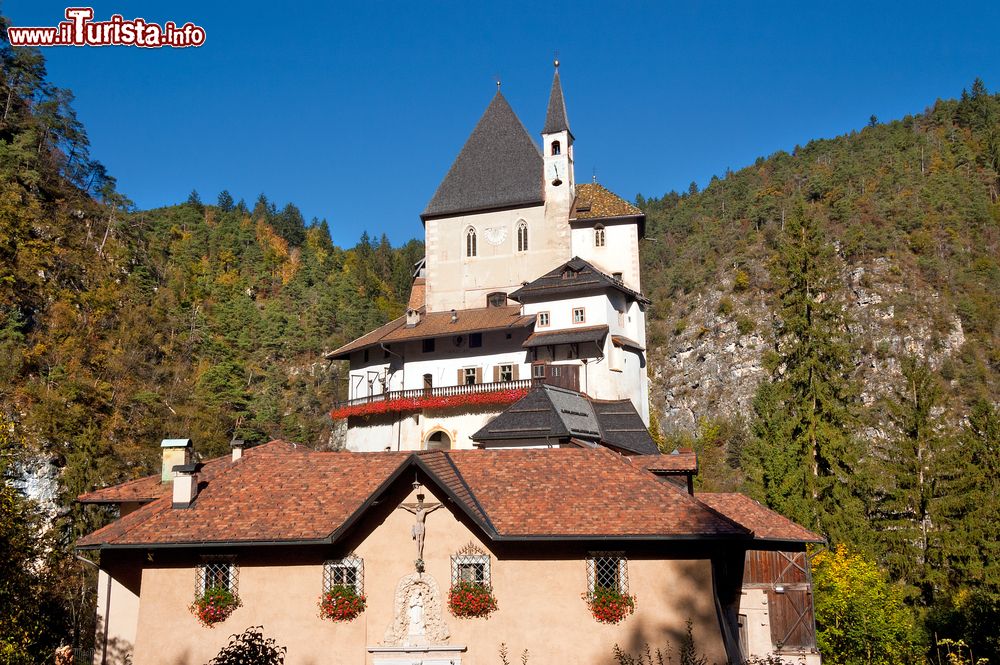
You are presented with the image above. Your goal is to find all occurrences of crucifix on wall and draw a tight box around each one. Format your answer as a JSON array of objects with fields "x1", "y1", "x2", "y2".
[{"x1": 398, "y1": 483, "x2": 442, "y2": 565}]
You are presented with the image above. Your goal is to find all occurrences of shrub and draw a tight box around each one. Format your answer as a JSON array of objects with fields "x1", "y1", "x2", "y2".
[
  {"x1": 717, "y1": 296, "x2": 734, "y2": 316},
  {"x1": 318, "y1": 584, "x2": 366, "y2": 622},
  {"x1": 207, "y1": 626, "x2": 285, "y2": 665},
  {"x1": 190, "y1": 587, "x2": 241, "y2": 628},
  {"x1": 448, "y1": 580, "x2": 498, "y2": 618},
  {"x1": 733, "y1": 269, "x2": 751, "y2": 291},
  {"x1": 736, "y1": 315, "x2": 755, "y2": 335}
]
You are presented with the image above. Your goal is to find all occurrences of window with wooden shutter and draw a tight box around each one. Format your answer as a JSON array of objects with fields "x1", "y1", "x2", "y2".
[{"x1": 474, "y1": 367, "x2": 482, "y2": 384}]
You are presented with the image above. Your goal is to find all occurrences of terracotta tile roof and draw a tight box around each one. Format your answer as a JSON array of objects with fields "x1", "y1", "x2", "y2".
[
  {"x1": 509, "y1": 257, "x2": 649, "y2": 305},
  {"x1": 572, "y1": 183, "x2": 643, "y2": 220},
  {"x1": 327, "y1": 305, "x2": 534, "y2": 359},
  {"x1": 78, "y1": 444, "x2": 752, "y2": 549},
  {"x1": 523, "y1": 324, "x2": 608, "y2": 348},
  {"x1": 448, "y1": 449, "x2": 746, "y2": 538},
  {"x1": 407, "y1": 277, "x2": 426, "y2": 310},
  {"x1": 639, "y1": 449, "x2": 698, "y2": 474},
  {"x1": 698, "y1": 493, "x2": 825, "y2": 544}
]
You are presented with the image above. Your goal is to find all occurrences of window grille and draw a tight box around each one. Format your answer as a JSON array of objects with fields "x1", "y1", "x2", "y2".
[
  {"x1": 323, "y1": 556, "x2": 364, "y2": 595},
  {"x1": 586, "y1": 552, "x2": 628, "y2": 597},
  {"x1": 451, "y1": 543, "x2": 490, "y2": 586},
  {"x1": 197, "y1": 556, "x2": 238, "y2": 595}
]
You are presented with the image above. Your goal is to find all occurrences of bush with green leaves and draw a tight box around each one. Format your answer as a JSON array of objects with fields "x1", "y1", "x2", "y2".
[{"x1": 207, "y1": 626, "x2": 285, "y2": 665}]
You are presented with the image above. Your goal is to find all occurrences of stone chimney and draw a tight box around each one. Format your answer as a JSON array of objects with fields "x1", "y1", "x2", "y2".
[
  {"x1": 172, "y1": 463, "x2": 201, "y2": 508},
  {"x1": 160, "y1": 438, "x2": 192, "y2": 483},
  {"x1": 230, "y1": 438, "x2": 246, "y2": 462}
]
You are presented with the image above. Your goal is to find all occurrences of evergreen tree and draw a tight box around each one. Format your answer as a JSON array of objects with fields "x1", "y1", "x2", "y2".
[
  {"x1": 743, "y1": 199, "x2": 865, "y2": 542},
  {"x1": 870, "y1": 357, "x2": 949, "y2": 603},
  {"x1": 216, "y1": 190, "x2": 234, "y2": 212}
]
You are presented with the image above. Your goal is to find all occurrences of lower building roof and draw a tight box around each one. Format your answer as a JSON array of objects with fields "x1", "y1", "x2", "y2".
[
  {"x1": 698, "y1": 493, "x2": 825, "y2": 545},
  {"x1": 77, "y1": 441, "x2": 771, "y2": 550}
]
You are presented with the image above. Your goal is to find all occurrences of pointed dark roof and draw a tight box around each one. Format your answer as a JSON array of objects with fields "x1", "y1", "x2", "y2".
[
  {"x1": 509, "y1": 257, "x2": 650, "y2": 305},
  {"x1": 421, "y1": 92, "x2": 543, "y2": 220},
  {"x1": 542, "y1": 69, "x2": 571, "y2": 136},
  {"x1": 471, "y1": 384, "x2": 658, "y2": 455}
]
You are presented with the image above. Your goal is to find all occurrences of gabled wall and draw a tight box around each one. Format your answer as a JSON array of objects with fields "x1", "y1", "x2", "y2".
[{"x1": 127, "y1": 483, "x2": 729, "y2": 665}]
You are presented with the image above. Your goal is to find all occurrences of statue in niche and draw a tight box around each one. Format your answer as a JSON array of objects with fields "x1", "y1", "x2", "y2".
[{"x1": 407, "y1": 588, "x2": 425, "y2": 637}]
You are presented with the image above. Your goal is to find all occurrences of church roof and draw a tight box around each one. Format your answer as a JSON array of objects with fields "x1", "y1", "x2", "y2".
[
  {"x1": 471, "y1": 384, "x2": 659, "y2": 455},
  {"x1": 422, "y1": 92, "x2": 543, "y2": 220},
  {"x1": 542, "y1": 69, "x2": 571, "y2": 136},
  {"x1": 77, "y1": 442, "x2": 757, "y2": 549},
  {"x1": 509, "y1": 257, "x2": 650, "y2": 305},
  {"x1": 326, "y1": 305, "x2": 535, "y2": 360}
]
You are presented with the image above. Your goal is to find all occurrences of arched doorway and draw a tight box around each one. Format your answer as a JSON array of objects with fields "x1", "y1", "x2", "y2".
[{"x1": 424, "y1": 429, "x2": 452, "y2": 451}]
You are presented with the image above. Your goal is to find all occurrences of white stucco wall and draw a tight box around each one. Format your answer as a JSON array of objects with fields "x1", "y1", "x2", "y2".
[
  {"x1": 424, "y1": 204, "x2": 572, "y2": 312},
  {"x1": 570, "y1": 220, "x2": 641, "y2": 292},
  {"x1": 93, "y1": 568, "x2": 139, "y2": 665}
]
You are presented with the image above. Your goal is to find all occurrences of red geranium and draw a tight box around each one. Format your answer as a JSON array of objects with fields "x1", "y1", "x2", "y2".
[
  {"x1": 190, "y1": 587, "x2": 241, "y2": 628},
  {"x1": 585, "y1": 587, "x2": 636, "y2": 624},
  {"x1": 330, "y1": 387, "x2": 528, "y2": 420},
  {"x1": 318, "y1": 584, "x2": 366, "y2": 622},
  {"x1": 448, "y1": 580, "x2": 498, "y2": 619}
]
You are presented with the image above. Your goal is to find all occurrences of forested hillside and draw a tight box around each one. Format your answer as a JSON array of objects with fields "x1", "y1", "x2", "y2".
[
  {"x1": 639, "y1": 82, "x2": 1000, "y2": 661},
  {"x1": 0, "y1": 27, "x2": 418, "y2": 662}
]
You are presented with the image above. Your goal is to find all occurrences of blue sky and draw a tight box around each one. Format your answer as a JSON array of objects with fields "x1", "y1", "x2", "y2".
[{"x1": 6, "y1": 1, "x2": 1000, "y2": 246}]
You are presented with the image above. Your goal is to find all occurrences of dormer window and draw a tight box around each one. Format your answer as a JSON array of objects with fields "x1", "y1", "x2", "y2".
[
  {"x1": 551, "y1": 140, "x2": 561, "y2": 156},
  {"x1": 594, "y1": 224, "x2": 606, "y2": 248},
  {"x1": 466, "y1": 227, "x2": 477, "y2": 257},
  {"x1": 516, "y1": 220, "x2": 528, "y2": 252}
]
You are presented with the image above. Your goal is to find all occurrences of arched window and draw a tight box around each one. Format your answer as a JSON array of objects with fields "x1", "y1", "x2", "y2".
[
  {"x1": 551, "y1": 140, "x2": 561, "y2": 156},
  {"x1": 516, "y1": 220, "x2": 528, "y2": 252},
  {"x1": 594, "y1": 224, "x2": 606, "y2": 248},
  {"x1": 466, "y1": 227, "x2": 477, "y2": 257},
  {"x1": 425, "y1": 429, "x2": 452, "y2": 451}
]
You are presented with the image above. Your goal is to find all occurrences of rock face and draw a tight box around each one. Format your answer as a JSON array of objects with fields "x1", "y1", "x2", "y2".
[
  {"x1": 650, "y1": 257, "x2": 966, "y2": 433},
  {"x1": 12, "y1": 455, "x2": 63, "y2": 525}
]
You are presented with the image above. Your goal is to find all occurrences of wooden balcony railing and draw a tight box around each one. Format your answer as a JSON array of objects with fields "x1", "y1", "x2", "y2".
[{"x1": 330, "y1": 379, "x2": 539, "y2": 419}]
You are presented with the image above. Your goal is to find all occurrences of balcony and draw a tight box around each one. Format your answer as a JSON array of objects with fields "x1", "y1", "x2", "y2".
[{"x1": 330, "y1": 379, "x2": 538, "y2": 420}]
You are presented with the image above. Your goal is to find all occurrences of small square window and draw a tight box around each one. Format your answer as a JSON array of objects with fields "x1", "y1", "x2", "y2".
[
  {"x1": 587, "y1": 552, "x2": 628, "y2": 597},
  {"x1": 573, "y1": 308, "x2": 585, "y2": 324},
  {"x1": 469, "y1": 333, "x2": 483, "y2": 348},
  {"x1": 532, "y1": 364, "x2": 545, "y2": 379},
  {"x1": 422, "y1": 338, "x2": 435, "y2": 353},
  {"x1": 197, "y1": 557, "x2": 238, "y2": 595},
  {"x1": 452, "y1": 544, "x2": 490, "y2": 586},
  {"x1": 537, "y1": 312, "x2": 550, "y2": 327},
  {"x1": 324, "y1": 556, "x2": 364, "y2": 595},
  {"x1": 463, "y1": 367, "x2": 477, "y2": 385},
  {"x1": 498, "y1": 364, "x2": 513, "y2": 382}
]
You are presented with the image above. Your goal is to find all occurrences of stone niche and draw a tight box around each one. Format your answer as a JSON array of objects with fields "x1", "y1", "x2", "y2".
[{"x1": 370, "y1": 572, "x2": 465, "y2": 665}]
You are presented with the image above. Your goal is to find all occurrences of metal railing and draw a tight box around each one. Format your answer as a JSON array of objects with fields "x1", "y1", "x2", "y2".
[{"x1": 334, "y1": 378, "x2": 538, "y2": 411}]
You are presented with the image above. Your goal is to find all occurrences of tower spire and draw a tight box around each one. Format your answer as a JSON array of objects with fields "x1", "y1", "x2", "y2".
[{"x1": 543, "y1": 60, "x2": 571, "y2": 136}]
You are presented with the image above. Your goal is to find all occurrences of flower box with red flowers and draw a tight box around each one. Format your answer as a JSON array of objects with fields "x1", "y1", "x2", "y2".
[
  {"x1": 585, "y1": 586, "x2": 635, "y2": 624},
  {"x1": 330, "y1": 387, "x2": 529, "y2": 420},
  {"x1": 190, "y1": 586, "x2": 241, "y2": 628},
  {"x1": 447, "y1": 580, "x2": 498, "y2": 619},
  {"x1": 319, "y1": 584, "x2": 366, "y2": 622}
]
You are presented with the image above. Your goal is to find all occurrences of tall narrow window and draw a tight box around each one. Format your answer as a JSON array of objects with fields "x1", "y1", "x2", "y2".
[
  {"x1": 516, "y1": 221, "x2": 528, "y2": 252},
  {"x1": 551, "y1": 140, "x2": 561, "y2": 156},
  {"x1": 594, "y1": 224, "x2": 606, "y2": 247},
  {"x1": 466, "y1": 227, "x2": 477, "y2": 257}
]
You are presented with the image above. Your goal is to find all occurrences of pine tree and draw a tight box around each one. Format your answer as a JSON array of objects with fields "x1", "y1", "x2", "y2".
[
  {"x1": 743, "y1": 199, "x2": 865, "y2": 542},
  {"x1": 870, "y1": 357, "x2": 949, "y2": 603}
]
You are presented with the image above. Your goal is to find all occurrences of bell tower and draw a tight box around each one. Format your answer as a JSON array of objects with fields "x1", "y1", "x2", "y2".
[{"x1": 541, "y1": 60, "x2": 575, "y2": 209}]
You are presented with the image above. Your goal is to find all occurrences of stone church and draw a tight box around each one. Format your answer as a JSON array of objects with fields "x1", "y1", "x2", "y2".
[{"x1": 78, "y1": 65, "x2": 823, "y2": 665}]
